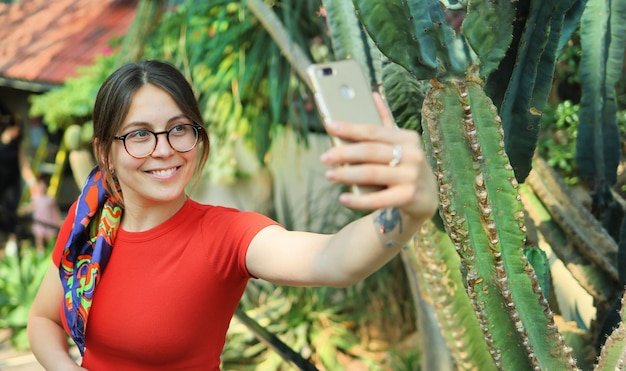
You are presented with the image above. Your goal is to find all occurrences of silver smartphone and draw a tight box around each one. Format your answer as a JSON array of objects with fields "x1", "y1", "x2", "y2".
[{"x1": 306, "y1": 59, "x2": 385, "y2": 195}]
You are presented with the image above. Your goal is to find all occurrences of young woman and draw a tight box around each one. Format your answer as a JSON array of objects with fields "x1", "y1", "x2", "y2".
[{"x1": 27, "y1": 60, "x2": 438, "y2": 370}]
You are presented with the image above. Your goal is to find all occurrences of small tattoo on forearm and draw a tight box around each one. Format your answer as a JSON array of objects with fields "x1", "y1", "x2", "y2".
[{"x1": 374, "y1": 208, "x2": 403, "y2": 248}]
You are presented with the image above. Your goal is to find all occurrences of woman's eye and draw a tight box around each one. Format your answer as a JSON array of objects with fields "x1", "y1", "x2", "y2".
[
  {"x1": 170, "y1": 124, "x2": 187, "y2": 135},
  {"x1": 128, "y1": 130, "x2": 151, "y2": 140}
]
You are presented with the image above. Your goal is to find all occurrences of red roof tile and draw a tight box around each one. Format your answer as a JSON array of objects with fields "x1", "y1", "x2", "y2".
[{"x1": 0, "y1": 0, "x2": 137, "y2": 85}]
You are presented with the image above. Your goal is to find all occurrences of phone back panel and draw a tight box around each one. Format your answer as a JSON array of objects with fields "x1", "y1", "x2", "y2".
[{"x1": 307, "y1": 59, "x2": 383, "y2": 132}]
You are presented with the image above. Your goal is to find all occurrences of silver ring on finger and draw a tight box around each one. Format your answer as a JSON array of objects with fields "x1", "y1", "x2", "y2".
[{"x1": 389, "y1": 144, "x2": 403, "y2": 167}]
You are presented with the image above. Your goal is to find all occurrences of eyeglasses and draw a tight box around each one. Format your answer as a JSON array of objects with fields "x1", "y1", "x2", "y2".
[{"x1": 114, "y1": 123, "x2": 203, "y2": 158}]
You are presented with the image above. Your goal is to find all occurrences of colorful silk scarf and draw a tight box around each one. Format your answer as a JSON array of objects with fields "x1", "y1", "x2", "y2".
[{"x1": 60, "y1": 166, "x2": 122, "y2": 356}]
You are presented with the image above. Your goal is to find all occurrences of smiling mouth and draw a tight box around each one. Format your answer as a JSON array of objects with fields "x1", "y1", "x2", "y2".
[{"x1": 148, "y1": 167, "x2": 180, "y2": 177}]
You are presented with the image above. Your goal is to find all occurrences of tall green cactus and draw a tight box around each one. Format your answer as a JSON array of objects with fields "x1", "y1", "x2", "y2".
[
  {"x1": 575, "y1": 0, "x2": 626, "y2": 210},
  {"x1": 421, "y1": 76, "x2": 575, "y2": 369}
]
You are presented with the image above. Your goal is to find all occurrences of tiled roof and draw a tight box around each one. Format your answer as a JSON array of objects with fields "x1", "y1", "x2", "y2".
[{"x1": 0, "y1": 0, "x2": 137, "y2": 86}]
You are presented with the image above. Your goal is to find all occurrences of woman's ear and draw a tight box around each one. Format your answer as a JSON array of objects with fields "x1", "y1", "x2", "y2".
[{"x1": 93, "y1": 138, "x2": 111, "y2": 172}]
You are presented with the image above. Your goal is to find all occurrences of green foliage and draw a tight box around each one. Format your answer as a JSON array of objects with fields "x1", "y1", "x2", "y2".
[
  {"x1": 381, "y1": 61, "x2": 428, "y2": 132},
  {"x1": 223, "y1": 258, "x2": 415, "y2": 371},
  {"x1": 556, "y1": 33, "x2": 582, "y2": 86},
  {"x1": 63, "y1": 124, "x2": 85, "y2": 151},
  {"x1": 0, "y1": 248, "x2": 51, "y2": 350},
  {"x1": 29, "y1": 55, "x2": 118, "y2": 133},
  {"x1": 538, "y1": 100, "x2": 581, "y2": 185},
  {"x1": 383, "y1": 349, "x2": 421, "y2": 371}
]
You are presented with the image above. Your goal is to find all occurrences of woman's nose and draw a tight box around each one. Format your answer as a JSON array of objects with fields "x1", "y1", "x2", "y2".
[{"x1": 151, "y1": 132, "x2": 175, "y2": 157}]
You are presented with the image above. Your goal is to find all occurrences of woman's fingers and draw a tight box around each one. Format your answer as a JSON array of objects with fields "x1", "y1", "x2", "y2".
[
  {"x1": 372, "y1": 92, "x2": 396, "y2": 129},
  {"x1": 321, "y1": 130, "x2": 421, "y2": 167},
  {"x1": 320, "y1": 93, "x2": 438, "y2": 218},
  {"x1": 323, "y1": 119, "x2": 403, "y2": 145}
]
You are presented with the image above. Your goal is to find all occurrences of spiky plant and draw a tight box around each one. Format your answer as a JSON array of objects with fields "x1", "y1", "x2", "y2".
[{"x1": 247, "y1": 0, "x2": 626, "y2": 369}]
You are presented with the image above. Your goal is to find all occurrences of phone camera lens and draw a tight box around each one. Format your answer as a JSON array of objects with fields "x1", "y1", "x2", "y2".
[{"x1": 322, "y1": 67, "x2": 333, "y2": 76}]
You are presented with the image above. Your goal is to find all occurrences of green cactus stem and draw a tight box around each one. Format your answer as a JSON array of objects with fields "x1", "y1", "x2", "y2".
[
  {"x1": 354, "y1": 0, "x2": 468, "y2": 79},
  {"x1": 575, "y1": 0, "x2": 626, "y2": 208},
  {"x1": 499, "y1": 0, "x2": 584, "y2": 183},
  {"x1": 461, "y1": 0, "x2": 515, "y2": 77},
  {"x1": 593, "y1": 292, "x2": 626, "y2": 370},
  {"x1": 321, "y1": 1, "x2": 367, "y2": 65},
  {"x1": 421, "y1": 75, "x2": 577, "y2": 370},
  {"x1": 321, "y1": 0, "x2": 382, "y2": 89},
  {"x1": 406, "y1": 220, "x2": 497, "y2": 370}
]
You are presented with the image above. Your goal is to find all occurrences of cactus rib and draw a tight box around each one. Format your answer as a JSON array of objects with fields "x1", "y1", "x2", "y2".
[
  {"x1": 408, "y1": 221, "x2": 497, "y2": 370},
  {"x1": 423, "y1": 78, "x2": 527, "y2": 369}
]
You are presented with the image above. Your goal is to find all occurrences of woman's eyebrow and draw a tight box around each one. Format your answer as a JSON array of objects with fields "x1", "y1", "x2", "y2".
[
  {"x1": 166, "y1": 114, "x2": 193, "y2": 124},
  {"x1": 119, "y1": 121, "x2": 150, "y2": 132},
  {"x1": 120, "y1": 114, "x2": 190, "y2": 132}
]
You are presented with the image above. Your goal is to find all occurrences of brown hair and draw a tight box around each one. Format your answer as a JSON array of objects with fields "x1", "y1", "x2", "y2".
[{"x1": 92, "y1": 60, "x2": 210, "y2": 202}]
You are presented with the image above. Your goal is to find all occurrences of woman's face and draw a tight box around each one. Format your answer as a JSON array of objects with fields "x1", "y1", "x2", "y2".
[{"x1": 109, "y1": 84, "x2": 197, "y2": 209}]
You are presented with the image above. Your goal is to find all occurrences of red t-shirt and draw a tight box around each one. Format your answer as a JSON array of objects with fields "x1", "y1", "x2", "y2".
[{"x1": 52, "y1": 198, "x2": 278, "y2": 370}]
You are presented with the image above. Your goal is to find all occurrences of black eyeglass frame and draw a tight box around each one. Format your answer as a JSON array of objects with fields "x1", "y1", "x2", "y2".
[{"x1": 114, "y1": 123, "x2": 204, "y2": 159}]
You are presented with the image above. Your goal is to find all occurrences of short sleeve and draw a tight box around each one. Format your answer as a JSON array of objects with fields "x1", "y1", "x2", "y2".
[
  {"x1": 199, "y1": 206, "x2": 280, "y2": 280},
  {"x1": 234, "y1": 212, "x2": 280, "y2": 278}
]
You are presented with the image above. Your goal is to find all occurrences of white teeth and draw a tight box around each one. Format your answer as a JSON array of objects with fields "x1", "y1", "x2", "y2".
[{"x1": 151, "y1": 168, "x2": 176, "y2": 177}]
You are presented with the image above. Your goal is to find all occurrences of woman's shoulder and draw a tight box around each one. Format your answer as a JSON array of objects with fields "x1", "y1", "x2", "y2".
[
  {"x1": 186, "y1": 198, "x2": 252, "y2": 217},
  {"x1": 185, "y1": 198, "x2": 278, "y2": 228}
]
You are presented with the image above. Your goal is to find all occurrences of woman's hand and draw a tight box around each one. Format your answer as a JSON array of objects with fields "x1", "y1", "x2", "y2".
[{"x1": 320, "y1": 93, "x2": 438, "y2": 223}]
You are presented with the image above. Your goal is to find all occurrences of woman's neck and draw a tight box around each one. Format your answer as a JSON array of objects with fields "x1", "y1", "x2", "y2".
[{"x1": 120, "y1": 195, "x2": 188, "y2": 232}]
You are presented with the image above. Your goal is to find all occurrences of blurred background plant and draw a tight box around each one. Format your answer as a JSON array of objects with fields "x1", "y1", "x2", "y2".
[
  {"x1": 538, "y1": 100, "x2": 581, "y2": 186},
  {"x1": 0, "y1": 246, "x2": 51, "y2": 351}
]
